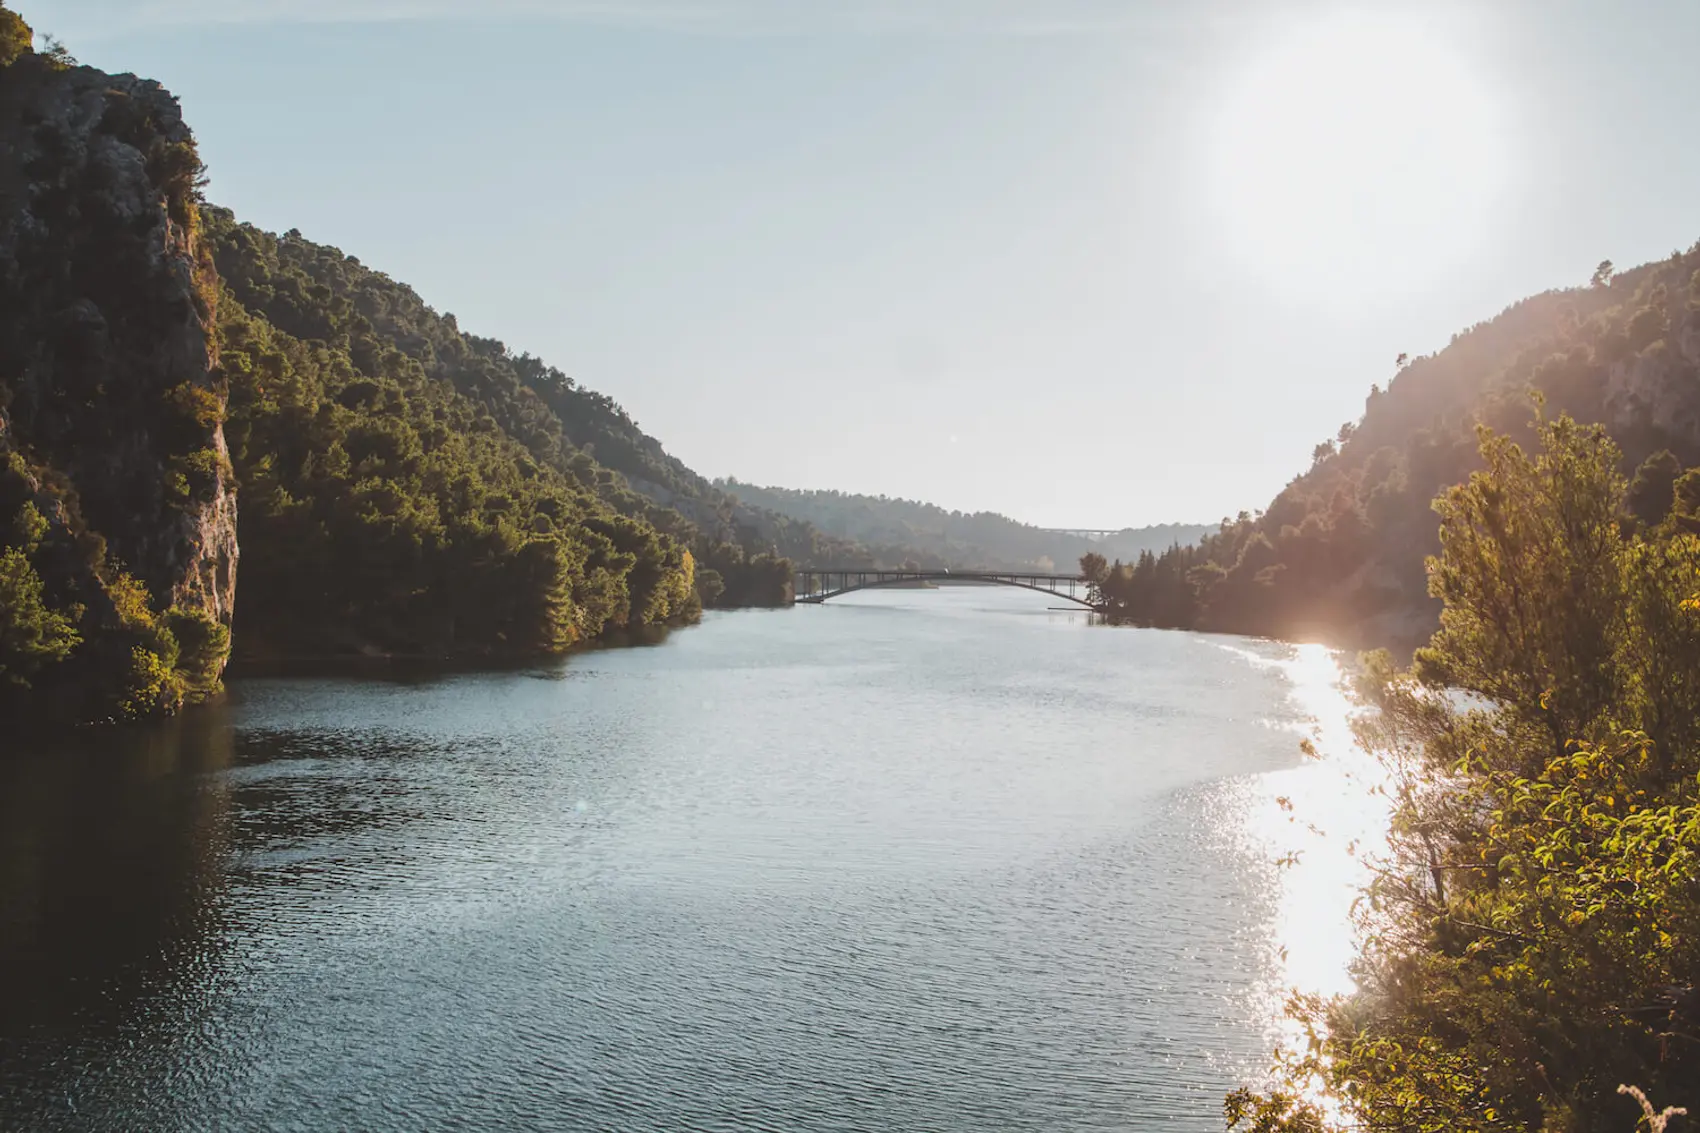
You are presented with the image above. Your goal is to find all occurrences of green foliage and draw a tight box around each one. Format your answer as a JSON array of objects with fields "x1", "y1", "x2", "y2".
[
  {"x1": 118, "y1": 643, "x2": 178, "y2": 719},
  {"x1": 1416, "y1": 415, "x2": 1626, "y2": 753},
  {"x1": 1673, "y1": 468, "x2": 1700, "y2": 526},
  {"x1": 1627, "y1": 449, "x2": 1682, "y2": 528},
  {"x1": 1223, "y1": 1087, "x2": 1325, "y2": 1133},
  {"x1": 694, "y1": 565, "x2": 726, "y2": 607},
  {"x1": 166, "y1": 381, "x2": 226, "y2": 430},
  {"x1": 204, "y1": 207, "x2": 865, "y2": 615},
  {"x1": 166, "y1": 605, "x2": 229, "y2": 695},
  {"x1": 202, "y1": 209, "x2": 716, "y2": 658},
  {"x1": 693, "y1": 541, "x2": 793, "y2": 607},
  {"x1": 12, "y1": 499, "x2": 47, "y2": 550},
  {"x1": 0, "y1": 458, "x2": 232, "y2": 720},
  {"x1": 147, "y1": 138, "x2": 205, "y2": 232},
  {"x1": 0, "y1": 546, "x2": 79, "y2": 686},
  {"x1": 37, "y1": 32, "x2": 71, "y2": 69},
  {"x1": 0, "y1": 2, "x2": 30, "y2": 67},
  {"x1": 1235, "y1": 416, "x2": 1700, "y2": 1132}
]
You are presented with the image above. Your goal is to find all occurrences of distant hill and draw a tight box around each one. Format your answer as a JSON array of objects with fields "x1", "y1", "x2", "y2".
[{"x1": 716, "y1": 481, "x2": 1210, "y2": 572}]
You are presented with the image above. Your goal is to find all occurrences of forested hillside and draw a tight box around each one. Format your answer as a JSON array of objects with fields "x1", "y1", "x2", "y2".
[
  {"x1": 1089, "y1": 251, "x2": 1700, "y2": 645},
  {"x1": 719, "y1": 480, "x2": 1209, "y2": 572},
  {"x1": 203, "y1": 209, "x2": 853, "y2": 657},
  {"x1": 205, "y1": 211, "x2": 708, "y2": 661}
]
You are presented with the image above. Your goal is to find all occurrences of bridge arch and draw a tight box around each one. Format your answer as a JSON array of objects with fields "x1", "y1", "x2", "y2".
[{"x1": 794, "y1": 569, "x2": 1102, "y2": 611}]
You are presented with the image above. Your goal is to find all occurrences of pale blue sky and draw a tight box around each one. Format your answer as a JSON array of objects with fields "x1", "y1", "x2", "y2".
[{"x1": 26, "y1": 0, "x2": 1700, "y2": 526}]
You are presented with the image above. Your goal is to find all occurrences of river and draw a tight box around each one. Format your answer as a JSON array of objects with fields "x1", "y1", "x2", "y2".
[{"x1": 0, "y1": 586, "x2": 1383, "y2": 1132}]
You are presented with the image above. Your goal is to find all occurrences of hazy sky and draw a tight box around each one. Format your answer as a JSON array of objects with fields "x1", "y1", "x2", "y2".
[{"x1": 26, "y1": 0, "x2": 1700, "y2": 526}]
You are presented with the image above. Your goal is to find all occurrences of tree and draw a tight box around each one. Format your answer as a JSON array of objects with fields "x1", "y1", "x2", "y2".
[
  {"x1": 694, "y1": 567, "x2": 725, "y2": 607},
  {"x1": 1627, "y1": 449, "x2": 1681, "y2": 528},
  {"x1": 1416, "y1": 414, "x2": 1626, "y2": 757},
  {"x1": 1592, "y1": 259, "x2": 1615, "y2": 288},
  {"x1": 1627, "y1": 296, "x2": 1669, "y2": 350},
  {"x1": 0, "y1": 548, "x2": 79, "y2": 687},
  {"x1": 1672, "y1": 467, "x2": 1700, "y2": 527},
  {"x1": 0, "y1": 2, "x2": 31, "y2": 66},
  {"x1": 38, "y1": 32, "x2": 73, "y2": 67}
]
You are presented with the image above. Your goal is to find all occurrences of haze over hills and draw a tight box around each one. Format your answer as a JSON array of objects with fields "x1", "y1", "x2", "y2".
[{"x1": 719, "y1": 480, "x2": 1210, "y2": 572}]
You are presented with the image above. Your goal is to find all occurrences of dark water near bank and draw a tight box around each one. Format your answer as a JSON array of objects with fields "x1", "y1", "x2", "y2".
[{"x1": 0, "y1": 588, "x2": 1374, "y2": 1132}]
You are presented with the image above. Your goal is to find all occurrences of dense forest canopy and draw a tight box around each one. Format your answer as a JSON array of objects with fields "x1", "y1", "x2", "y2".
[
  {"x1": 1086, "y1": 247, "x2": 1700, "y2": 647},
  {"x1": 204, "y1": 209, "x2": 725, "y2": 660},
  {"x1": 718, "y1": 479, "x2": 1209, "y2": 573}
]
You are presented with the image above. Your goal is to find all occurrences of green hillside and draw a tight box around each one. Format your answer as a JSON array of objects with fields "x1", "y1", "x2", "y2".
[{"x1": 1090, "y1": 251, "x2": 1700, "y2": 645}]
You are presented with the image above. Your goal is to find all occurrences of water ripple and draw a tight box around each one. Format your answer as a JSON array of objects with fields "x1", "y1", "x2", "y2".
[{"x1": 0, "y1": 588, "x2": 1361, "y2": 1132}]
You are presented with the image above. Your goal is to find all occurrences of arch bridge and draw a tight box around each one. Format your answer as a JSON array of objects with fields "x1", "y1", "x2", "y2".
[{"x1": 794, "y1": 569, "x2": 1102, "y2": 610}]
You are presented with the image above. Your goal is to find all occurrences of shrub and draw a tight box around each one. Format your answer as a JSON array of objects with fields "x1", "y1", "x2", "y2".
[
  {"x1": 165, "y1": 605, "x2": 229, "y2": 694},
  {"x1": 0, "y1": 547, "x2": 80, "y2": 687},
  {"x1": 0, "y1": 3, "x2": 32, "y2": 67}
]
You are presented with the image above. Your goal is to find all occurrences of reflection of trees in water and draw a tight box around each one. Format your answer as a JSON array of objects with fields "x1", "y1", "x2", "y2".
[
  {"x1": 0, "y1": 713, "x2": 471, "y2": 1128},
  {"x1": 0, "y1": 708, "x2": 234, "y2": 1128},
  {"x1": 225, "y1": 729, "x2": 462, "y2": 858}
]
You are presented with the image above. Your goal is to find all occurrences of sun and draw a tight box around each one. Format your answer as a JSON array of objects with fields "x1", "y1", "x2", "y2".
[{"x1": 1206, "y1": 11, "x2": 1511, "y2": 298}]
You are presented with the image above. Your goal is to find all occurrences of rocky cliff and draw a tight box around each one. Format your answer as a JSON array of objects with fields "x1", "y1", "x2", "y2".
[{"x1": 0, "y1": 34, "x2": 237, "y2": 723}]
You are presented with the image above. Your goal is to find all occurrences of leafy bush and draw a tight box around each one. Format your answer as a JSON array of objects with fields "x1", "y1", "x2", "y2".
[
  {"x1": 0, "y1": 547, "x2": 79, "y2": 687},
  {"x1": 166, "y1": 605, "x2": 229, "y2": 695}
]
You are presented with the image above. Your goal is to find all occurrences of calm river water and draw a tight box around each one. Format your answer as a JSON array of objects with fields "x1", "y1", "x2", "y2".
[{"x1": 0, "y1": 586, "x2": 1381, "y2": 1132}]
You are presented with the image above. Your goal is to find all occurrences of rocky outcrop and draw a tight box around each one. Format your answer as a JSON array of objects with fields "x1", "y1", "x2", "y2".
[
  {"x1": 1605, "y1": 317, "x2": 1700, "y2": 447},
  {"x1": 0, "y1": 49, "x2": 236, "y2": 722}
]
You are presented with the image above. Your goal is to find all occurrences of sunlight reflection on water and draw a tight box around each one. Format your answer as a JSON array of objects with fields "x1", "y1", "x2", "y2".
[{"x1": 1225, "y1": 642, "x2": 1392, "y2": 1043}]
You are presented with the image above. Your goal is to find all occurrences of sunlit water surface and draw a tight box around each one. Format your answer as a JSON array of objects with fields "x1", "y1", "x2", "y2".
[{"x1": 0, "y1": 587, "x2": 1380, "y2": 1131}]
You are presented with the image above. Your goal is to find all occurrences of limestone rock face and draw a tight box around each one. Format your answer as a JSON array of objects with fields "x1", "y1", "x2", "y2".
[
  {"x1": 1605, "y1": 314, "x2": 1700, "y2": 447},
  {"x1": 0, "y1": 53, "x2": 236, "y2": 719}
]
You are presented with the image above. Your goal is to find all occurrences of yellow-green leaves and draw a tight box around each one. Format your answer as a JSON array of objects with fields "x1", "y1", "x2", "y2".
[
  {"x1": 0, "y1": 546, "x2": 80, "y2": 686},
  {"x1": 0, "y1": 4, "x2": 31, "y2": 67}
]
